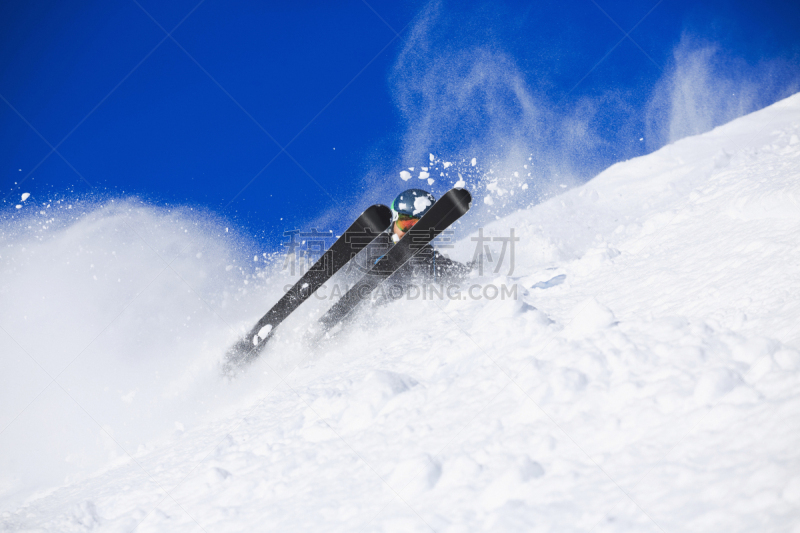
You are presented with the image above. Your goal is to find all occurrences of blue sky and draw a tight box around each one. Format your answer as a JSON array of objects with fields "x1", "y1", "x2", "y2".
[{"x1": 2, "y1": 0, "x2": 798, "y2": 247}]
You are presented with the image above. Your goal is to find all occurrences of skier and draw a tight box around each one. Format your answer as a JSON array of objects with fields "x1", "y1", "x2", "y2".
[
  {"x1": 226, "y1": 188, "x2": 471, "y2": 368},
  {"x1": 367, "y1": 189, "x2": 470, "y2": 299}
]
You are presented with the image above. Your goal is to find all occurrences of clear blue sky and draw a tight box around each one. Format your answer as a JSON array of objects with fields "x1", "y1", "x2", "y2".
[{"x1": 2, "y1": 0, "x2": 798, "y2": 246}]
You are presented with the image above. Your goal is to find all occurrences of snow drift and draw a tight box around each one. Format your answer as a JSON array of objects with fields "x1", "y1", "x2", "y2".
[{"x1": 2, "y1": 93, "x2": 800, "y2": 531}]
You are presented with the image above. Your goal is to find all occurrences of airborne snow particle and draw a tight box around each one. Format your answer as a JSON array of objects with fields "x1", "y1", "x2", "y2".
[
  {"x1": 21, "y1": 193, "x2": 30, "y2": 202},
  {"x1": 471, "y1": 158, "x2": 477, "y2": 166},
  {"x1": 400, "y1": 171, "x2": 412, "y2": 181},
  {"x1": 412, "y1": 196, "x2": 432, "y2": 215},
  {"x1": 419, "y1": 172, "x2": 430, "y2": 180},
  {"x1": 257, "y1": 324, "x2": 273, "y2": 340}
]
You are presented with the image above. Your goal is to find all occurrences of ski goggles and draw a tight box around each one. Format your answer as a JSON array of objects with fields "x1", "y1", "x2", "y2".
[{"x1": 394, "y1": 214, "x2": 420, "y2": 232}]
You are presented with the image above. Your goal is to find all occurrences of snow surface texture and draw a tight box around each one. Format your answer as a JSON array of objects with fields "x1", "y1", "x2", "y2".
[{"x1": 2, "y1": 94, "x2": 800, "y2": 531}]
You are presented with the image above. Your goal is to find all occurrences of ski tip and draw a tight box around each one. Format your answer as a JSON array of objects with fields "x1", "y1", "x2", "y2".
[
  {"x1": 444, "y1": 187, "x2": 472, "y2": 213},
  {"x1": 445, "y1": 185, "x2": 470, "y2": 197},
  {"x1": 364, "y1": 204, "x2": 393, "y2": 230}
]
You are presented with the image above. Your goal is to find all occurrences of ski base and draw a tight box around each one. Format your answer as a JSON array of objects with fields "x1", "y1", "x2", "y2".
[{"x1": 223, "y1": 204, "x2": 392, "y2": 372}]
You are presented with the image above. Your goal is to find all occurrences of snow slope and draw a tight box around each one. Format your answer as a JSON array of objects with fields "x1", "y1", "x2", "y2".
[{"x1": 2, "y1": 93, "x2": 800, "y2": 532}]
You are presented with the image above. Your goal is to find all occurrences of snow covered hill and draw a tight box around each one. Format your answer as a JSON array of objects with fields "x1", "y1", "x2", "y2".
[{"x1": 2, "y1": 92, "x2": 800, "y2": 532}]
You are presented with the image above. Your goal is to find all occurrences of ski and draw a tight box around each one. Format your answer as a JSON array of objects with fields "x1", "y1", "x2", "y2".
[
  {"x1": 224, "y1": 204, "x2": 392, "y2": 370},
  {"x1": 317, "y1": 188, "x2": 471, "y2": 333}
]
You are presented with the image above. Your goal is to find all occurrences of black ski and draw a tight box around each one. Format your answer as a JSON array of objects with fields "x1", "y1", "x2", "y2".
[
  {"x1": 225, "y1": 204, "x2": 392, "y2": 370},
  {"x1": 317, "y1": 188, "x2": 471, "y2": 333}
]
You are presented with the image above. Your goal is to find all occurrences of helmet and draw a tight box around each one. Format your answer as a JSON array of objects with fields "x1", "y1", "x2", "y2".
[{"x1": 390, "y1": 189, "x2": 435, "y2": 221}]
